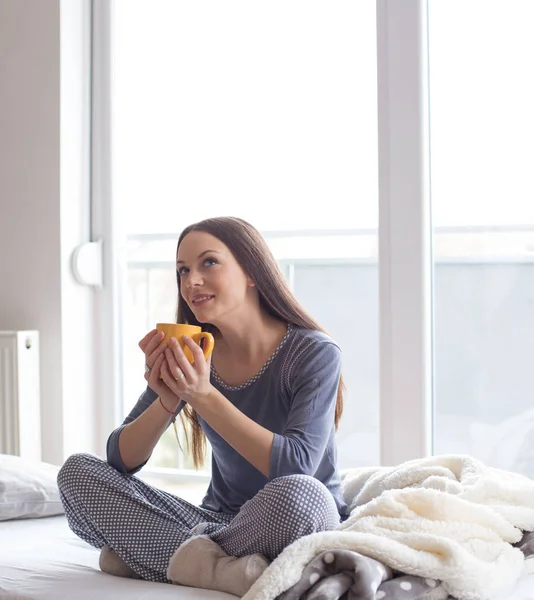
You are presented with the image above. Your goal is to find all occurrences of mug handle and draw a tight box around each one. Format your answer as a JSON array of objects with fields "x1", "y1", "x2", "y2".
[{"x1": 192, "y1": 332, "x2": 215, "y2": 360}]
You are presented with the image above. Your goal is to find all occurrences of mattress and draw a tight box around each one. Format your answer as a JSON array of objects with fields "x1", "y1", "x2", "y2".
[
  {"x1": 2, "y1": 516, "x2": 534, "y2": 600},
  {"x1": 0, "y1": 515, "x2": 233, "y2": 599}
]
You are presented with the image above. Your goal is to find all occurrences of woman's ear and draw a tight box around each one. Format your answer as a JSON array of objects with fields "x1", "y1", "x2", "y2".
[{"x1": 246, "y1": 275, "x2": 256, "y2": 288}]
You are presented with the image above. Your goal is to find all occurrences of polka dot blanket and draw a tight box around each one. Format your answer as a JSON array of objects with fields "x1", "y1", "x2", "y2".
[{"x1": 243, "y1": 455, "x2": 534, "y2": 600}]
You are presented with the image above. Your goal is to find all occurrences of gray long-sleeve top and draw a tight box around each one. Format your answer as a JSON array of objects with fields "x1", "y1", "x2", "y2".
[{"x1": 107, "y1": 325, "x2": 348, "y2": 518}]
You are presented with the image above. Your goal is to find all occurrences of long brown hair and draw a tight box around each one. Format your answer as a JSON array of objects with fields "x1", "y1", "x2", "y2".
[{"x1": 174, "y1": 216, "x2": 345, "y2": 469}]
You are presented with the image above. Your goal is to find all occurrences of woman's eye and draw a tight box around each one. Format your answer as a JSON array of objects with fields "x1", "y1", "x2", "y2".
[{"x1": 177, "y1": 258, "x2": 216, "y2": 276}]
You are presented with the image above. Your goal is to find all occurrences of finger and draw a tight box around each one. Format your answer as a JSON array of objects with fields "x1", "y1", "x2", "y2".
[
  {"x1": 169, "y1": 338, "x2": 195, "y2": 379},
  {"x1": 146, "y1": 337, "x2": 168, "y2": 368},
  {"x1": 138, "y1": 329, "x2": 159, "y2": 351},
  {"x1": 166, "y1": 344, "x2": 193, "y2": 381},
  {"x1": 147, "y1": 353, "x2": 165, "y2": 387},
  {"x1": 164, "y1": 347, "x2": 180, "y2": 372},
  {"x1": 160, "y1": 360, "x2": 182, "y2": 394},
  {"x1": 145, "y1": 330, "x2": 165, "y2": 356},
  {"x1": 160, "y1": 358, "x2": 170, "y2": 380},
  {"x1": 165, "y1": 348, "x2": 186, "y2": 381},
  {"x1": 183, "y1": 336, "x2": 207, "y2": 369},
  {"x1": 151, "y1": 352, "x2": 165, "y2": 375}
]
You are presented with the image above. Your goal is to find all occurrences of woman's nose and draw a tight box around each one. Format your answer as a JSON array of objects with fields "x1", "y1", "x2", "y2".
[{"x1": 186, "y1": 270, "x2": 204, "y2": 288}]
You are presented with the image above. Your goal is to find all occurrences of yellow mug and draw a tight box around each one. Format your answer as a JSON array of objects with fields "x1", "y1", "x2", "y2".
[{"x1": 156, "y1": 323, "x2": 215, "y2": 364}]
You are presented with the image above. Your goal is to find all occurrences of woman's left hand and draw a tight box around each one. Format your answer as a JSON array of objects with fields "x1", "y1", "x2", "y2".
[{"x1": 161, "y1": 336, "x2": 213, "y2": 405}]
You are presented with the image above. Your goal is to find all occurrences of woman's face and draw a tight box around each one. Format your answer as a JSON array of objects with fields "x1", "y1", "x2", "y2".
[{"x1": 177, "y1": 231, "x2": 255, "y2": 325}]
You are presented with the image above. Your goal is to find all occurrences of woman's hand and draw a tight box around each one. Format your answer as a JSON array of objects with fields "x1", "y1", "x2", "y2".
[
  {"x1": 139, "y1": 330, "x2": 182, "y2": 412},
  {"x1": 160, "y1": 336, "x2": 213, "y2": 406}
]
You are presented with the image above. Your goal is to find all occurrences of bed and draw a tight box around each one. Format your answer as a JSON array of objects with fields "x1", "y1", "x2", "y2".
[
  {"x1": 3, "y1": 455, "x2": 534, "y2": 600},
  {"x1": 0, "y1": 453, "x2": 232, "y2": 599},
  {"x1": 0, "y1": 514, "x2": 233, "y2": 600},
  {"x1": 2, "y1": 517, "x2": 534, "y2": 600}
]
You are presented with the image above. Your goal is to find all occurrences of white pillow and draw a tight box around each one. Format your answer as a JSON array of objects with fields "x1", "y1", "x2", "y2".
[{"x1": 0, "y1": 454, "x2": 65, "y2": 521}]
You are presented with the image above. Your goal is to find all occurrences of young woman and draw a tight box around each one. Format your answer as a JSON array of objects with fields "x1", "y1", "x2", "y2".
[{"x1": 58, "y1": 216, "x2": 348, "y2": 596}]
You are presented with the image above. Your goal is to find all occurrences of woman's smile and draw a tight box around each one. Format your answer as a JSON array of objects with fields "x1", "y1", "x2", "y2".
[{"x1": 191, "y1": 294, "x2": 215, "y2": 307}]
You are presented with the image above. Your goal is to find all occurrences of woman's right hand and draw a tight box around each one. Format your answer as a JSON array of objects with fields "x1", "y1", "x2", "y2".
[{"x1": 138, "y1": 330, "x2": 182, "y2": 411}]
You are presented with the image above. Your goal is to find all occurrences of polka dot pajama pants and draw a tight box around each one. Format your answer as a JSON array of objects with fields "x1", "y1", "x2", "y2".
[{"x1": 57, "y1": 453, "x2": 341, "y2": 583}]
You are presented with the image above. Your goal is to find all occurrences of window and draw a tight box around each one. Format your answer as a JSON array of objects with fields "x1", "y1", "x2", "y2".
[
  {"x1": 112, "y1": 1, "x2": 379, "y2": 473},
  {"x1": 429, "y1": 0, "x2": 534, "y2": 475}
]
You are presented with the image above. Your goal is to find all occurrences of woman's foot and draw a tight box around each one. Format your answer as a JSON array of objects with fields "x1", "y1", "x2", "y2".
[
  {"x1": 167, "y1": 536, "x2": 269, "y2": 596},
  {"x1": 99, "y1": 545, "x2": 142, "y2": 579}
]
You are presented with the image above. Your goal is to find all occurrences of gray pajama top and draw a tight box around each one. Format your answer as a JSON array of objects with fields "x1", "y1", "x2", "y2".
[{"x1": 106, "y1": 325, "x2": 348, "y2": 518}]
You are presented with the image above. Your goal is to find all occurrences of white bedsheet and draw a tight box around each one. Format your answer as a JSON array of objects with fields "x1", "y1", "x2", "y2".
[
  {"x1": 2, "y1": 516, "x2": 534, "y2": 600},
  {"x1": 0, "y1": 515, "x2": 233, "y2": 600}
]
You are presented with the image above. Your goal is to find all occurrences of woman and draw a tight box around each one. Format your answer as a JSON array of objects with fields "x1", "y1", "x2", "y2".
[{"x1": 58, "y1": 216, "x2": 348, "y2": 596}]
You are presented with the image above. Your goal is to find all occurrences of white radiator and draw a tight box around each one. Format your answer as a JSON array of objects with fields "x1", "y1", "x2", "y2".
[{"x1": 0, "y1": 331, "x2": 41, "y2": 460}]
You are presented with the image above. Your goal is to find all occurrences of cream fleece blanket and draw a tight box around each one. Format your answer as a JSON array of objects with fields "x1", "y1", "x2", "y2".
[{"x1": 243, "y1": 455, "x2": 534, "y2": 600}]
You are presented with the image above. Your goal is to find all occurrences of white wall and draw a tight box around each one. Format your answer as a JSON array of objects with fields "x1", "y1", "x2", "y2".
[{"x1": 0, "y1": 0, "x2": 98, "y2": 464}]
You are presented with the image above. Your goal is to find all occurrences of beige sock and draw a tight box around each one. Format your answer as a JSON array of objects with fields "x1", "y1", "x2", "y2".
[
  {"x1": 167, "y1": 536, "x2": 270, "y2": 597},
  {"x1": 99, "y1": 545, "x2": 142, "y2": 579}
]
